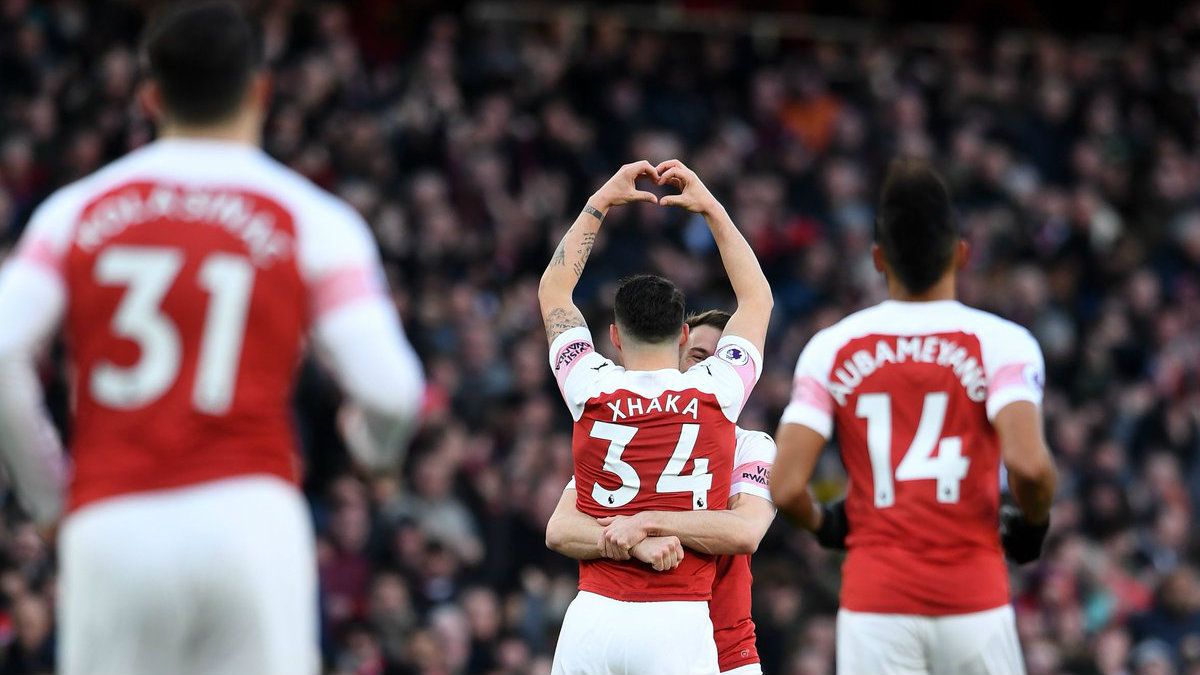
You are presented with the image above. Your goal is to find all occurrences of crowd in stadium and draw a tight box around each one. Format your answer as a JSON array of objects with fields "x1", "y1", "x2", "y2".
[{"x1": 2, "y1": 1, "x2": 1200, "y2": 674}]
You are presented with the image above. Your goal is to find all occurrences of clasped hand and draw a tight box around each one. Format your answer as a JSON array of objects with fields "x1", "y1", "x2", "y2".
[{"x1": 595, "y1": 513, "x2": 684, "y2": 572}]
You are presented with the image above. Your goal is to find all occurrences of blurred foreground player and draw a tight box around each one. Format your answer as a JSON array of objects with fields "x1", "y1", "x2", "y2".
[
  {"x1": 540, "y1": 160, "x2": 772, "y2": 674},
  {"x1": 771, "y1": 159, "x2": 1057, "y2": 675},
  {"x1": 0, "y1": 3, "x2": 423, "y2": 674},
  {"x1": 546, "y1": 309, "x2": 777, "y2": 675}
]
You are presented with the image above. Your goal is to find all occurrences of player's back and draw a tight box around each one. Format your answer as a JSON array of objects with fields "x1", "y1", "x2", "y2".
[
  {"x1": 16, "y1": 138, "x2": 379, "y2": 510},
  {"x1": 550, "y1": 326, "x2": 762, "y2": 601},
  {"x1": 784, "y1": 300, "x2": 1045, "y2": 615}
]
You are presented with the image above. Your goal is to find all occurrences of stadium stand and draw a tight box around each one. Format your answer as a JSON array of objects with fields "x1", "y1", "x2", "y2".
[{"x1": 1, "y1": 2, "x2": 1199, "y2": 674}]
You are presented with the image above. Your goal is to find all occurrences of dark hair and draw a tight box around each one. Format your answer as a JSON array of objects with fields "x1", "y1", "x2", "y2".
[
  {"x1": 875, "y1": 158, "x2": 959, "y2": 294},
  {"x1": 614, "y1": 274, "x2": 686, "y2": 344},
  {"x1": 685, "y1": 309, "x2": 731, "y2": 332},
  {"x1": 142, "y1": 1, "x2": 262, "y2": 125}
]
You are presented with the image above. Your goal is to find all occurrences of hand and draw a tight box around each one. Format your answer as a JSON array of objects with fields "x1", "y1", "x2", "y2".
[
  {"x1": 655, "y1": 159, "x2": 718, "y2": 214},
  {"x1": 595, "y1": 530, "x2": 631, "y2": 561},
  {"x1": 337, "y1": 404, "x2": 392, "y2": 474},
  {"x1": 999, "y1": 502, "x2": 1049, "y2": 564},
  {"x1": 337, "y1": 404, "x2": 374, "y2": 467},
  {"x1": 37, "y1": 520, "x2": 59, "y2": 546},
  {"x1": 813, "y1": 499, "x2": 849, "y2": 550},
  {"x1": 630, "y1": 536, "x2": 684, "y2": 572},
  {"x1": 597, "y1": 513, "x2": 650, "y2": 559},
  {"x1": 591, "y1": 161, "x2": 660, "y2": 211}
]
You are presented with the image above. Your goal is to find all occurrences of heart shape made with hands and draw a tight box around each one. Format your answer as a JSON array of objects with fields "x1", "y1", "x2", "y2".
[{"x1": 617, "y1": 159, "x2": 698, "y2": 208}]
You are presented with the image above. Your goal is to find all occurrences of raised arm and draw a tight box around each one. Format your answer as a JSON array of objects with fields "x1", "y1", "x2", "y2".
[
  {"x1": 656, "y1": 160, "x2": 772, "y2": 355},
  {"x1": 539, "y1": 161, "x2": 659, "y2": 344}
]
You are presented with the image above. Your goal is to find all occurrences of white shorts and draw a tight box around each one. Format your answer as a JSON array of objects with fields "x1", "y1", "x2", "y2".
[
  {"x1": 552, "y1": 591, "x2": 720, "y2": 675},
  {"x1": 58, "y1": 475, "x2": 318, "y2": 675},
  {"x1": 721, "y1": 664, "x2": 762, "y2": 675},
  {"x1": 837, "y1": 605, "x2": 1026, "y2": 675}
]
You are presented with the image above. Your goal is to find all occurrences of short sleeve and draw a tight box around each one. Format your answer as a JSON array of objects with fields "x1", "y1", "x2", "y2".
[
  {"x1": 730, "y1": 428, "x2": 776, "y2": 502},
  {"x1": 779, "y1": 335, "x2": 835, "y2": 439},
  {"x1": 549, "y1": 326, "x2": 616, "y2": 421},
  {"x1": 696, "y1": 335, "x2": 763, "y2": 422},
  {"x1": 564, "y1": 477, "x2": 576, "y2": 492},
  {"x1": 984, "y1": 326, "x2": 1045, "y2": 421},
  {"x1": 296, "y1": 197, "x2": 389, "y2": 323}
]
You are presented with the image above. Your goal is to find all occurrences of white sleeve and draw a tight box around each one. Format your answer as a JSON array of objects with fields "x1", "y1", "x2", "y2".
[
  {"x1": 730, "y1": 428, "x2": 776, "y2": 502},
  {"x1": 696, "y1": 335, "x2": 763, "y2": 423},
  {"x1": 983, "y1": 324, "x2": 1046, "y2": 421},
  {"x1": 779, "y1": 333, "x2": 835, "y2": 439},
  {"x1": 549, "y1": 326, "x2": 616, "y2": 421},
  {"x1": 305, "y1": 200, "x2": 424, "y2": 470},
  {"x1": 297, "y1": 197, "x2": 391, "y2": 323},
  {"x1": 564, "y1": 478, "x2": 576, "y2": 492},
  {"x1": 0, "y1": 190, "x2": 77, "y2": 525}
]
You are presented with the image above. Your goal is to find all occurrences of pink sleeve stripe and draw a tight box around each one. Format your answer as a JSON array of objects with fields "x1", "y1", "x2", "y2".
[
  {"x1": 14, "y1": 239, "x2": 64, "y2": 277},
  {"x1": 989, "y1": 363, "x2": 1029, "y2": 395},
  {"x1": 311, "y1": 266, "x2": 384, "y2": 319},
  {"x1": 793, "y1": 375, "x2": 832, "y2": 414},
  {"x1": 732, "y1": 460, "x2": 771, "y2": 488},
  {"x1": 552, "y1": 339, "x2": 594, "y2": 390},
  {"x1": 733, "y1": 359, "x2": 757, "y2": 410}
]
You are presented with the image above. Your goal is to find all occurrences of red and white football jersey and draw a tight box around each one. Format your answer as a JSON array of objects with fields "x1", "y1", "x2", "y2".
[
  {"x1": 564, "y1": 425, "x2": 776, "y2": 668},
  {"x1": 711, "y1": 426, "x2": 775, "y2": 673},
  {"x1": 13, "y1": 138, "x2": 390, "y2": 511},
  {"x1": 550, "y1": 326, "x2": 761, "y2": 602},
  {"x1": 781, "y1": 300, "x2": 1045, "y2": 616}
]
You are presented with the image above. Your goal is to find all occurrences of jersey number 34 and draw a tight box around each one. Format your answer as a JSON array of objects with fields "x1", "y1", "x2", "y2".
[{"x1": 588, "y1": 421, "x2": 713, "y2": 510}]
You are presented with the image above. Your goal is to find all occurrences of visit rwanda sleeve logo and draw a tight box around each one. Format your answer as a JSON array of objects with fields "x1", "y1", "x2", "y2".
[
  {"x1": 554, "y1": 341, "x2": 592, "y2": 372},
  {"x1": 718, "y1": 344, "x2": 750, "y2": 367}
]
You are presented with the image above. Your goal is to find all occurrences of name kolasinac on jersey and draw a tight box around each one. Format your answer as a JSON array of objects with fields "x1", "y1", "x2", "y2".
[{"x1": 76, "y1": 182, "x2": 294, "y2": 267}]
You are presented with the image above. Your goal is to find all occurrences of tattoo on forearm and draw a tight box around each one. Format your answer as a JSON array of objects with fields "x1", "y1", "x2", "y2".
[
  {"x1": 545, "y1": 306, "x2": 586, "y2": 341},
  {"x1": 550, "y1": 237, "x2": 567, "y2": 267},
  {"x1": 584, "y1": 205, "x2": 605, "y2": 221},
  {"x1": 573, "y1": 232, "x2": 597, "y2": 277}
]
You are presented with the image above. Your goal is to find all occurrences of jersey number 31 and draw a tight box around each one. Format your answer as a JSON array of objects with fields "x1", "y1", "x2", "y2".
[{"x1": 91, "y1": 245, "x2": 254, "y2": 415}]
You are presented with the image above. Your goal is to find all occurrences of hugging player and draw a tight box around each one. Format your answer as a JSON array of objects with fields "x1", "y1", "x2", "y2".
[{"x1": 538, "y1": 159, "x2": 772, "y2": 675}]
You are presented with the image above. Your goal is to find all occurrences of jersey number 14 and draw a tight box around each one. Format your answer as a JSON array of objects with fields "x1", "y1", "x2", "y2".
[{"x1": 856, "y1": 392, "x2": 970, "y2": 507}]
